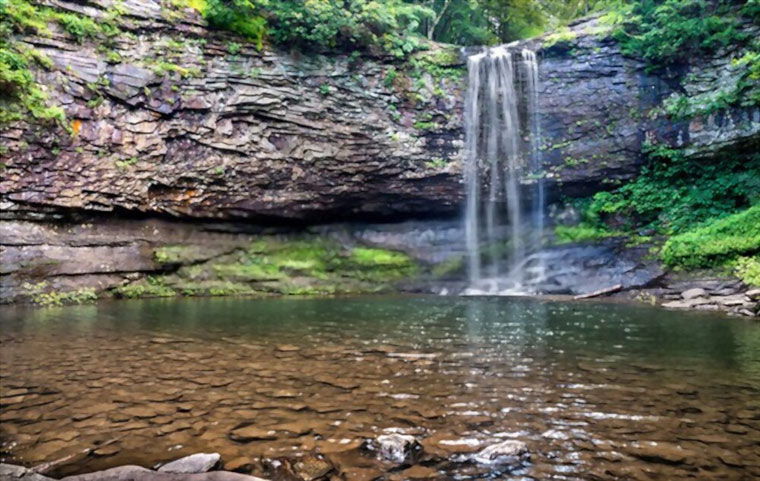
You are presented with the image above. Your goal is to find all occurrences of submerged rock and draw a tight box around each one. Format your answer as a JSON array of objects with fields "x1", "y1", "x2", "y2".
[
  {"x1": 370, "y1": 434, "x2": 423, "y2": 464},
  {"x1": 229, "y1": 426, "x2": 278, "y2": 442},
  {"x1": 158, "y1": 453, "x2": 221, "y2": 473},
  {"x1": 262, "y1": 454, "x2": 335, "y2": 481},
  {"x1": 471, "y1": 440, "x2": 529, "y2": 467}
]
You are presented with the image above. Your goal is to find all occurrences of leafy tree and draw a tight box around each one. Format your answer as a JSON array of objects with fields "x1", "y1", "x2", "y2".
[{"x1": 204, "y1": 0, "x2": 434, "y2": 55}]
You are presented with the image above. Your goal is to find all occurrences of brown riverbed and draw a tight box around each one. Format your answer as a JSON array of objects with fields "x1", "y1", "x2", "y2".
[{"x1": 1, "y1": 296, "x2": 759, "y2": 480}]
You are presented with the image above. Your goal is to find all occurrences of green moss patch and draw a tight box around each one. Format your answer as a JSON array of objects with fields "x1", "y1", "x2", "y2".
[
  {"x1": 22, "y1": 282, "x2": 98, "y2": 307},
  {"x1": 113, "y1": 277, "x2": 177, "y2": 299},
  {"x1": 117, "y1": 237, "x2": 421, "y2": 299}
]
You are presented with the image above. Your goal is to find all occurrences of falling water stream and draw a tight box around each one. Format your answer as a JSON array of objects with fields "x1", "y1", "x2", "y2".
[{"x1": 463, "y1": 46, "x2": 544, "y2": 295}]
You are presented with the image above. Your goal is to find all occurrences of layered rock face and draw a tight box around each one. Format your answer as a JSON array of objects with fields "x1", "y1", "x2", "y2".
[
  {"x1": 3, "y1": 8, "x2": 757, "y2": 222},
  {"x1": 0, "y1": 0, "x2": 465, "y2": 223},
  {"x1": 532, "y1": 17, "x2": 760, "y2": 196},
  {"x1": 1, "y1": 3, "x2": 759, "y2": 303}
]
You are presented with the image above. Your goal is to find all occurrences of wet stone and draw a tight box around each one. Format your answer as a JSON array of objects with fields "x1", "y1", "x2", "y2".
[
  {"x1": 292, "y1": 455, "x2": 335, "y2": 481},
  {"x1": 224, "y1": 457, "x2": 254, "y2": 473},
  {"x1": 229, "y1": 426, "x2": 278, "y2": 442},
  {"x1": 626, "y1": 441, "x2": 696, "y2": 465},
  {"x1": 157, "y1": 452, "x2": 221, "y2": 473},
  {"x1": 122, "y1": 406, "x2": 160, "y2": 419},
  {"x1": 682, "y1": 288, "x2": 707, "y2": 300},
  {"x1": 371, "y1": 434, "x2": 422, "y2": 464},
  {"x1": 93, "y1": 444, "x2": 121, "y2": 457},
  {"x1": 399, "y1": 465, "x2": 438, "y2": 479},
  {"x1": 276, "y1": 345, "x2": 301, "y2": 352},
  {"x1": 471, "y1": 440, "x2": 529, "y2": 467}
]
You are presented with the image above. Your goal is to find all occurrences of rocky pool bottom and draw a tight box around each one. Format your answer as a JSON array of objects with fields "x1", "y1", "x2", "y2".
[{"x1": 1, "y1": 296, "x2": 759, "y2": 480}]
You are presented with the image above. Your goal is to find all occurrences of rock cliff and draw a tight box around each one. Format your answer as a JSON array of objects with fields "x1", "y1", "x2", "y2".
[
  {"x1": 531, "y1": 16, "x2": 760, "y2": 196},
  {"x1": 1, "y1": 3, "x2": 758, "y2": 304},
  {"x1": 0, "y1": 0, "x2": 465, "y2": 223}
]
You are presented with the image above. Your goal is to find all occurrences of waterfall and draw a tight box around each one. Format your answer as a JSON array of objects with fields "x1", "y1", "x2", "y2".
[
  {"x1": 522, "y1": 49, "x2": 545, "y2": 282},
  {"x1": 463, "y1": 46, "x2": 544, "y2": 295}
]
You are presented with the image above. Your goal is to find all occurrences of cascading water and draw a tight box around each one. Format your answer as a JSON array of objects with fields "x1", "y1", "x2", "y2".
[{"x1": 463, "y1": 46, "x2": 544, "y2": 295}]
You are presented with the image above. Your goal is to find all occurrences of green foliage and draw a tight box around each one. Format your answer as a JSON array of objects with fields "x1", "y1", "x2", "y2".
[
  {"x1": 154, "y1": 245, "x2": 194, "y2": 264},
  {"x1": 174, "y1": 280, "x2": 255, "y2": 296},
  {"x1": 115, "y1": 156, "x2": 138, "y2": 169},
  {"x1": 23, "y1": 282, "x2": 98, "y2": 307},
  {"x1": 661, "y1": 206, "x2": 760, "y2": 268},
  {"x1": 413, "y1": 120, "x2": 436, "y2": 130},
  {"x1": 54, "y1": 11, "x2": 101, "y2": 41},
  {"x1": 150, "y1": 237, "x2": 420, "y2": 298},
  {"x1": 743, "y1": 0, "x2": 760, "y2": 18},
  {"x1": 735, "y1": 255, "x2": 760, "y2": 286},
  {"x1": 0, "y1": 2, "x2": 65, "y2": 126},
  {"x1": 346, "y1": 246, "x2": 418, "y2": 281},
  {"x1": 554, "y1": 224, "x2": 620, "y2": 244},
  {"x1": 431, "y1": 255, "x2": 465, "y2": 278},
  {"x1": 201, "y1": 0, "x2": 432, "y2": 56},
  {"x1": 384, "y1": 66, "x2": 398, "y2": 88},
  {"x1": 664, "y1": 38, "x2": 760, "y2": 119},
  {"x1": 0, "y1": 0, "x2": 127, "y2": 126},
  {"x1": 204, "y1": 0, "x2": 266, "y2": 50},
  {"x1": 151, "y1": 61, "x2": 200, "y2": 78},
  {"x1": 543, "y1": 27, "x2": 577, "y2": 49},
  {"x1": 227, "y1": 41, "x2": 242, "y2": 54},
  {"x1": 114, "y1": 278, "x2": 177, "y2": 299},
  {"x1": 589, "y1": 143, "x2": 760, "y2": 235},
  {"x1": 614, "y1": 0, "x2": 752, "y2": 70},
  {"x1": 349, "y1": 247, "x2": 410, "y2": 267}
]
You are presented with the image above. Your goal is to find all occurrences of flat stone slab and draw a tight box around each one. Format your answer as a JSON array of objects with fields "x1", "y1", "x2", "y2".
[
  {"x1": 471, "y1": 440, "x2": 529, "y2": 466},
  {"x1": 0, "y1": 463, "x2": 55, "y2": 481},
  {"x1": 158, "y1": 453, "x2": 221, "y2": 474},
  {"x1": 59, "y1": 465, "x2": 269, "y2": 481},
  {"x1": 682, "y1": 288, "x2": 708, "y2": 300}
]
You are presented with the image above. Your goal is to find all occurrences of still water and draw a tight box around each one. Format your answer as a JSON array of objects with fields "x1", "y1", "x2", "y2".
[{"x1": 1, "y1": 296, "x2": 759, "y2": 480}]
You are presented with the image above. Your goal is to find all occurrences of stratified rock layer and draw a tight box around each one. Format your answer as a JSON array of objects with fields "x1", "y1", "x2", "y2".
[
  {"x1": 2, "y1": 5, "x2": 758, "y2": 223},
  {"x1": 0, "y1": 1, "x2": 464, "y2": 223},
  {"x1": 1, "y1": 4, "x2": 759, "y2": 304}
]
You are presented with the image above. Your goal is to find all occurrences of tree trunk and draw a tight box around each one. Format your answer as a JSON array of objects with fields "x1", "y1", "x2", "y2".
[{"x1": 428, "y1": 0, "x2": 452, "y2": 40}]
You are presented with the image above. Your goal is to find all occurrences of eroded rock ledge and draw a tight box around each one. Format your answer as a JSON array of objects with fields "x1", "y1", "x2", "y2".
[{"x1": 0, "y1": 0, "x2": 465, "y2": 223}]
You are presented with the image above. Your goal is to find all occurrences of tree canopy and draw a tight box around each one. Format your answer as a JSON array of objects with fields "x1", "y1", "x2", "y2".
[{"x1": 198, "y1": 0, "x2": 626, "y2": 55}]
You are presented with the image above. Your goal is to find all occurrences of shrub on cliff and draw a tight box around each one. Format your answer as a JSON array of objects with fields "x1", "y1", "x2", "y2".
[
  {"x1": 0, "y1": 0, "x2": 65, "y2": 125},
  {"x1": 661, "y1": 205, "x2": 760, "y2": 268},
  {"x1": 614, "y1": 0, "x2": 755, "y2": 70},
  {"x1": 588, "y1": 144, "x2": 760, "y2": 235},
  {"x1": 201, "y1": 0, "x2": 434, "y2": 57}
]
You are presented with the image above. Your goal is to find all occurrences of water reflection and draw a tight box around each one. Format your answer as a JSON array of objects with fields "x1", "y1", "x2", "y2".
[{"x1": 1, "y1": 296, "x2": 759, "y2": 480}]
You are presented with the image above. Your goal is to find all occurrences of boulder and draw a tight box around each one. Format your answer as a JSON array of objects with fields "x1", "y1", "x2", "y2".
[
  {"x1": 158, "y1": 453, "x2": 221, "y2": 474},
  {"x1": 682, "y1": 288, "x2": 708, "y2": 300},
  {"x1": 371, "y1": 434, "x2": 422, "y2": 464},
  {"x1": 471, "y1": 440, "x2": 529, "y2": 467},
  {"x1": 0, "y1": 463, "x2": 55, "y2": 481}
]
